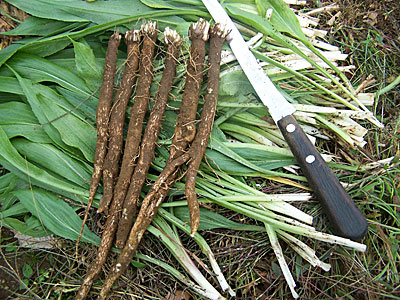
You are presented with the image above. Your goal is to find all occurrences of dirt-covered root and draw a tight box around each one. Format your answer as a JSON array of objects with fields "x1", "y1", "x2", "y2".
[
  {"x1": 75, "y1": 202, "x2": 119, "y2": 300},
  {"x1": 115, "y1": 28, "x2": 182, "y2": 248},
  {"x1": 98, "y1": 152, "x2": 190, "y2": 300},
  {"x1": 139, "y1": 19, "x2": 211, "y2": 228},
  {"x1": 97, "y1": 22, "x2": 211, "y2": 298},
  {"x1": 75, "y1": 32, "x2": 122, "y2": 300},
  {"x1": 185, "y1": 24, "x2": 230, "y2": 236},
  {"x1": 169, "y1": 18, "x2": 209, "y2": 160},
  {"x1": 108, "y1": 21, "x2": 158, "y2": 232},
  {"x1": 76, "y1": 31, "x2": 120, "y2": 252},
  {"x1": 98, "y1": 29, "x2": 142, "y2": 214}
]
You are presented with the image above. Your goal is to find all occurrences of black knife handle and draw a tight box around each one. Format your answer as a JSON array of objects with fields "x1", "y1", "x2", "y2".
[{"x1": 277, "y1": 114, "x2": 367, "y2": 241}]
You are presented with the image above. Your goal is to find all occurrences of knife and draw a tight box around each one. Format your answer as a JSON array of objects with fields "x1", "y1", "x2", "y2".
[{"x1": 202, "y1": 0, "x2": 367, "y2": 241}]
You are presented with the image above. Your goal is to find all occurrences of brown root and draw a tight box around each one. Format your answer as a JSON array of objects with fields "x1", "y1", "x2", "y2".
[
  {"x1": 98, "y1": 152, "x2": 190, "y2": 300},
  {"x1": 98, "y1": 29, "x2": 142, "y2": 214},
  {"x1": 97, "y1": 20, "x2": 212, "y2": 297},
  {"x1": 185, "y1": 23, "x2": 230, "y2": 236},
  {"x1": 76, "y1": 31, "x2": 121, "y2": 254},
  {"x1": 76, "y1": 23, "x2": 156, "y2": 300},
  {"x1": 169, "y1": 18, "x2": 209, "y2": 160},
  {"x1": 108, "y1": 20, "x2": 158, "y2": 244},
  {"x1": 115, "y1": 28, "x2": 182, "y2": 248}
]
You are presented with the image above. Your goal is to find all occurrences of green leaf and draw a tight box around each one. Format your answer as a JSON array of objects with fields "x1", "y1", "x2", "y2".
[
  {"x1": 0, "y1": 102, "x2": 52, "y2": 143},
  {"x1": 18, "y1": 38, "x2": 73, "y2": 59},
  {"x1": 208, "y1": 138, "x2": 299, "y2": 180},
  {"x1": 6, "y1": 0, "x2": 153, "y2": 24},
  {"x1": 15, "y1": 188, "x2": 100, "y2": 244},
  {"x1": 35, "y1": 94, "x2": 96, "y2": 162},
  {"x1": 22, "y1": 263, "x2": 34, "y2": 279},
  {"x1": 56, "y1": 87, "x2": 97, "y2": 122},
  {"x1": 0, "y1": 125, "x2": 88, "y2": 198},
  {"x1": 174, "y1": 207, "x2": 264, "y2": 231},
  {"x1": 2, "y1": 53, "x2": 92, "y2": 97},
  {"x1": 72, "y1": 39, "x2": 102, "y2": 92},
  {"x1": 0, "y1": 217, "x2": 48, "y2": 237},
  {"x1": 10, "y1": 70, "x2": 77, "y2": 151},
  {"x1": 0, "y1": 173, "x2": 18, "y2": 194},
  {"x1": 254, "y1": 0, "x2": 307, "y2": 40},
  {"x1": 140, "y1": 0, "x2": 180, "y2": 9},
  {"x1": 219, "y1": 69, "x2": 255, "y2": 96},
  {"x1": 131, "y1": 260, "x2": 147, "y2": 268},
  {"x1": 0, "y1": 173, "x2": 28, "y2": 210},
  {"x1": 2, "y1": 16, "x2": 77, "y2": 37},
  {"x1": 12, "y1": 138, "x2": 91, "y2": 187},
  {"x1": 0, "y1": 5, "x2": 202, "y2": 68},
  {"x1": 0, "y1": 202, "x2": 28, "y2": 218},
  {"x1": 0, "y1": 76, "x2": 24, "y2": 94},
  {"x1": 226, "y1": 4, "x2": 284, "y2": 42},
  {"x1": 20, "y1": 278, "x2": 29, "y2": 290},
  {"x1": 11, "y1": 72, "x2": 96, "y2": 162}
]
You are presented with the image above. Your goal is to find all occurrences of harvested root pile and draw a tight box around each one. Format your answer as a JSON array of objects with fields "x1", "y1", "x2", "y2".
[
  {"x1": 77, "y1": 19, "x2": 229, "y2": 299},
  {"x1": 98, "y1": 29, "x2": 142, "y2": 214},
  {"x1": 115, "y1": 27, "x2": 182, "y2": 247}
]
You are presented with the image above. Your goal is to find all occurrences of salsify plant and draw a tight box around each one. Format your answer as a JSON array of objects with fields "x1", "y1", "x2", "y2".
[{"x1": 0, "y1": 0, "x2": 384, "y2": 298}]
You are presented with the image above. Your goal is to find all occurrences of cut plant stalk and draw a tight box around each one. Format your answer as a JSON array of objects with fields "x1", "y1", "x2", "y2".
[
  {"x1": 98, "y1": 29, "x2": 141, "y2": 214},
  {"x1": 76, "y1": 31, "x2": 120, "y2": 252},
  {"x1": 115, "y1": 28, "x2": 182, "y2": 248},
  {"x1": 150, "y1": 216, "x2": 226, "y2": 300},
  {"x1": 185, "y1": 23, "x2": 229, "y2": 236},
  {"x1": 277, "y1": 230, "x2": 331, "y2": 272},
  {"x1": 265, "y1": 223, "x2": 299, "y2": 299},
  {"x1": 158, "y1": 208, "x2": 236, "y2": 297}
]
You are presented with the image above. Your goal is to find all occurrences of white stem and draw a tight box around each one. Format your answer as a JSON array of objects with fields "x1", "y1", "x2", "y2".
[
  {"x1": 207, "y1": 251, "x2": 236, "y2": 297},
  {"x1": 219, "y1": 193, "x2": 311, "y2": 202},
  {"x1": 301, "y1": 229, "x2": 367, "y2": 252},
  {"x1": 260, "y1": 201, "x2": 313, "y2": 225},
  {"x1": 265, "y1": 224, "x2": 299, "y2": 299},
  {"x1": 278, "y1": 230, "x2": 331, "y2": 272}
]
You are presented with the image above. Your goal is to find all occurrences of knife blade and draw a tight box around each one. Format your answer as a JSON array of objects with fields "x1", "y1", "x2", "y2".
[{"x1": 202, "y1": 0, "x2": 367, "y2": 241}]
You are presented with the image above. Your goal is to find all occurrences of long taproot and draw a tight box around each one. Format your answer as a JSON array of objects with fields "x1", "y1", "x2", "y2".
[
  {"x1": 185, "y1": 23, "x2": 230, "y2": 236},
  {"x1": 76, "y1": 31, "x2": 120, "y2": 252},
  {"x1": 115, "y1": 28, "x2": 182, "y2": 248},
  {"x1": 98, "y1": 30, "x2": 142, "y2": 214}
]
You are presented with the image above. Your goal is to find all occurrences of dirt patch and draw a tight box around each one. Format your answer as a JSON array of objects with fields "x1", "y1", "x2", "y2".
[
  {"x1": 0, "y1": 228, "x2": 20, "y2": 299},
  {"x1": 321, "y1": 0, "x2": 400, "y2": 123},
  {"x1": 335, "y1": 0, "x2": 400, "y2": 50},
  {"x1": 0, "y1": 1, "x2": 29, "y2": 50}
]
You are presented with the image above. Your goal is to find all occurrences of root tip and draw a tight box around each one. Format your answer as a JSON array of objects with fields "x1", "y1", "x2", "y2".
[
  {"x1": 211, "y1": 23, "x2": 231, "y2": 39},
  {"x1": 125, "y1": 29, "x2": 142, "y2": 43},
  {"x1": 190, "y1": 222, "x2": 199, "y2": 237},
  {"x1": 163, "y1": 27, "x2": 181, "y2": 46},
  {"x1": 190, "y1": 18, "x2": 210, "y2": 41},
  {"x1": 141, "y1": 21, "x2": 158, "y2": 36}
]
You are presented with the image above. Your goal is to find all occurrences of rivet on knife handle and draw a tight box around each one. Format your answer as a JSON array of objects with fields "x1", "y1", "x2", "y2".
[{"x1": 278, "y1": 115, "x2": 368, "y2": 241}]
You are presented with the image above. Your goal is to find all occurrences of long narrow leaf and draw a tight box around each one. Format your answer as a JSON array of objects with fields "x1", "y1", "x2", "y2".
[
  {"x1": 15, "y1": 188, "x2": 100, "y2": 244},
  {"x1": 0, "y1": 125, "x2": 89, "y2": 198}
]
